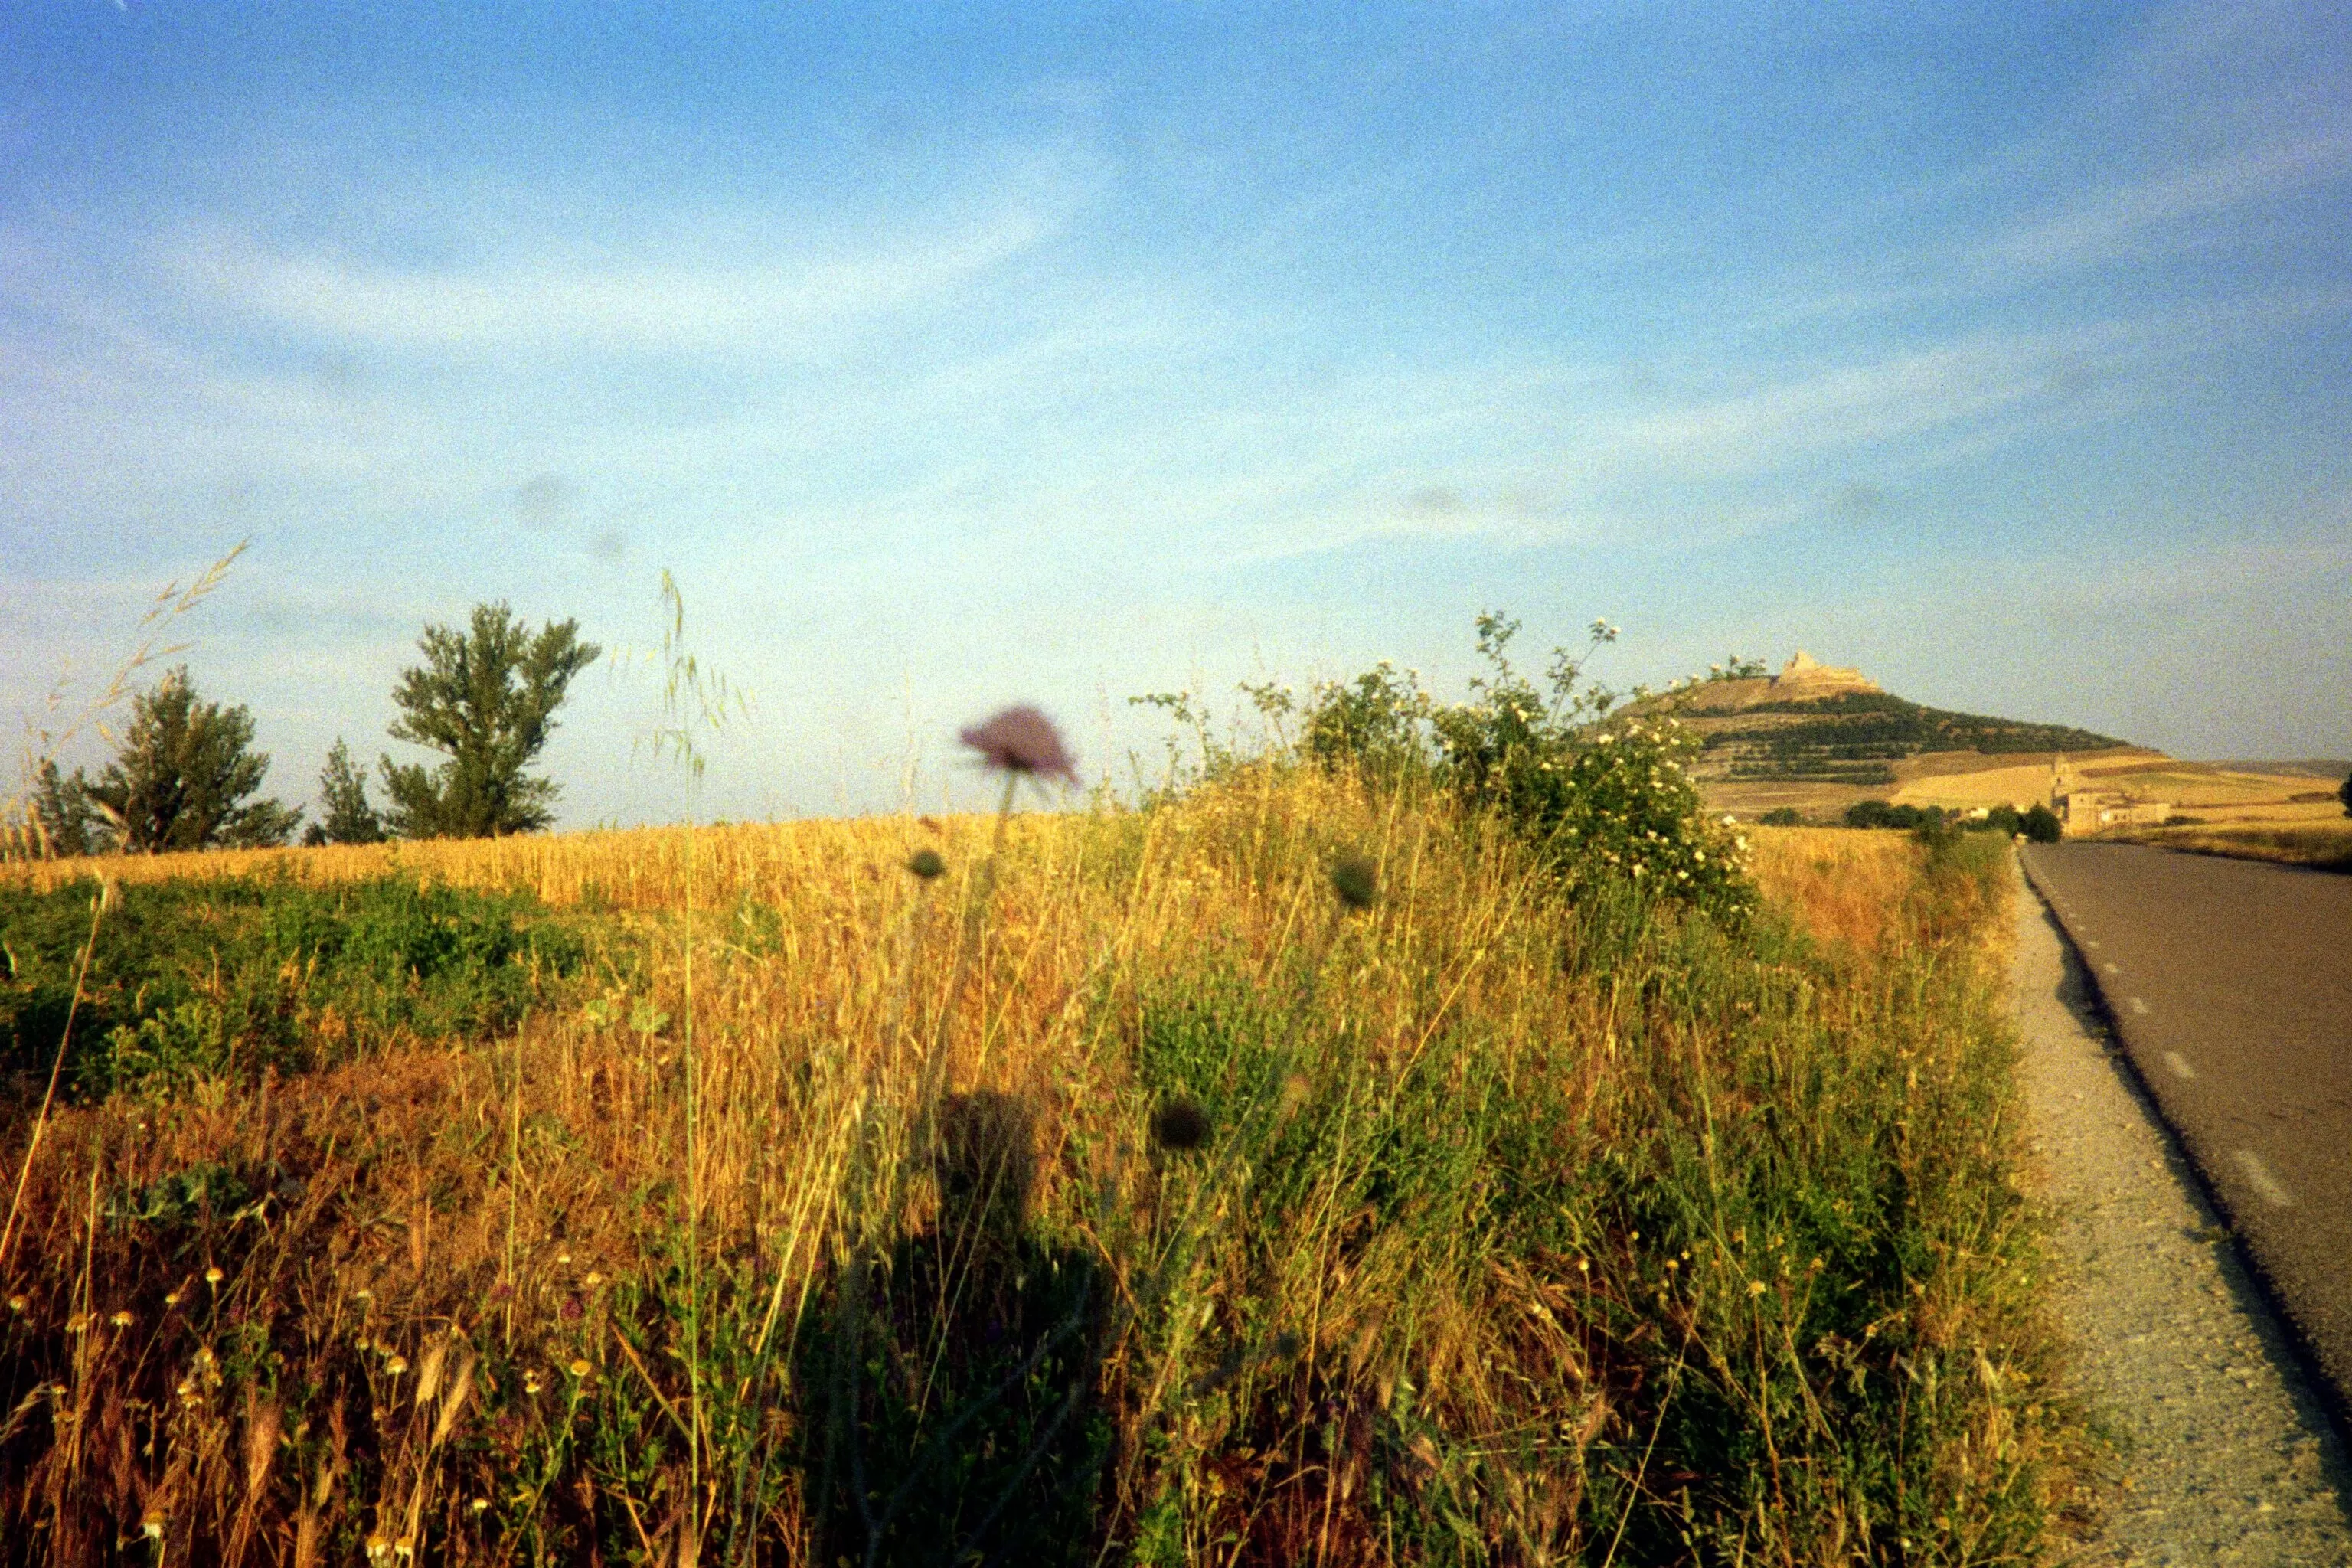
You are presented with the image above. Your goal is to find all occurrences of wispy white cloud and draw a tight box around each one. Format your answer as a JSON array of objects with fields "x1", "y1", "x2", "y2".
[
  {"x1": 1983, "y1": 130, "x2": 2352, "y2": 273},
  {"x1": 172, "y1": 210, "x2": 1058, "y2": 354}
]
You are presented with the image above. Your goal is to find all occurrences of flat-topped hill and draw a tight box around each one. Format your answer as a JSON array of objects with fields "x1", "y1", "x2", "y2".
[
  {"x1": 1663, "y1": 655, "x2": 2341, "y2": 825},
  {"x1": 1653, "y1": 652, "x2": 2128, "y2": 790}
]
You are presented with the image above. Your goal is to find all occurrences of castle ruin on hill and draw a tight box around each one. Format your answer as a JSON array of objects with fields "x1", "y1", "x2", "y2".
[{"x1": 1769, "y1": 650, "x2": 1881, "y2": 699}]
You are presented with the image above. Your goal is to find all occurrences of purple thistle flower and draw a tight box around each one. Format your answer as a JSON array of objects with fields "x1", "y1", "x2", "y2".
[{"x1": 958, "y1": 705, "x2": 1079, "y2": 787}]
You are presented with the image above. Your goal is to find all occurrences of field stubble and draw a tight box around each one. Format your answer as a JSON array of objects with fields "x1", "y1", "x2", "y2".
[{"x1": 1, "y1": 776, "x2": 2082, "y2": 1564}]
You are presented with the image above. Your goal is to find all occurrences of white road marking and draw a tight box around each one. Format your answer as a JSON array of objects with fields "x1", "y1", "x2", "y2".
[
  {"x1": 2086, "y1": 939, "x2": 2102, "y2": 949},
  {"x1": 2103, "y1": 962, "x2": 2122, "y2": 975},
  {"x1": 2163, "y1": 1051, "x2": 2197, "y2": 1080},
  {"x1": 2129, "y1": 996, "x2": 2150, "y2": 1016},
  {"x1": 2233, "y1": 1149, "x2": 2295, "y2": 1209}
]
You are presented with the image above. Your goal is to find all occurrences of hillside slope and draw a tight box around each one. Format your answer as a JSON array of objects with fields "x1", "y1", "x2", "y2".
[
  {"x1": 1653, "y1": 652, "x2": 2126, "y2": 789},
  {"x1": 1665, "y1": 654, "x2": 2337, "y2": 825}
]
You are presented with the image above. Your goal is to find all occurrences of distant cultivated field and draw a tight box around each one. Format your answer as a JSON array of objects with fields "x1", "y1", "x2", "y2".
[
  {"x1": 1710, "y1": 747, "x2": 2340, "y2": 829},
  {"x1": 2102, "y1": 817, "x2": 2352, "y2": 872},
  {"x1": 2, "y1": 779, "x2": 2085, "y2": 1564}
]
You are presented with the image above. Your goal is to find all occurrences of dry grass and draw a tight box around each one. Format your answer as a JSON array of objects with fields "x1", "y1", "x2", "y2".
[
  {"x1": 1745, "y1": 825, "x2": 1921, "y2": 954},
  {"x1": 2101, "y1": 817, "x2": 2352, "y2": 872},
  {"x1": 2, "y1": 770, "x2": 2079, "y2": 1564}
]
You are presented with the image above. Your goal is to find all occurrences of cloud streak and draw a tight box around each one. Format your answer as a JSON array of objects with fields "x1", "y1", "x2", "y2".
[{"x1": 174, "y1": 210, "x2": 1059, "y2": 354}]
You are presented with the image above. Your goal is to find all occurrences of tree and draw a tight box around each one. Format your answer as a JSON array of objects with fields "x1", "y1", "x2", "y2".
[
  {"x1": 30, "y1": 760, "x2": 103, "y2": 858},
  {"x1": 2021, "y1": 802, "x2": 2063, "y2": 843},
  {"x1": 379, "y1": 603, "x2": 601, "y2": 838},
  {"x1": 309, "y1": 738, "x2": 384, "y2": 844},
  {"x1": 83, "y1": 668, "x2": 302, "y2": 852},
  {"x1": 2340, "y1": 771, "x2": 2351, "y2": 818}
]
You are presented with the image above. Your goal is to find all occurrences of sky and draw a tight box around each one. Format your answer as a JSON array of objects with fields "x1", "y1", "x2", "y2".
[{"x1": 4, "y1": 1, "x2": 2348, "y2": 826}]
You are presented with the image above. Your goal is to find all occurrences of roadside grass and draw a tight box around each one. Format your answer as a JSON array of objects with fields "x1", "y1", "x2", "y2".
[
  {"x1": 0, "y1": 769, "x2": 2081, "y2": 1563},
  {"x1": 2099, "y1": 819, "x2": 2352, "y2": 873}
]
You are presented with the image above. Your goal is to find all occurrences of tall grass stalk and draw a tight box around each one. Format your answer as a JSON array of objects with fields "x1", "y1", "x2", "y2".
[{"x1": 0, "y1": 880, "x2": 108, "y2": 1272}]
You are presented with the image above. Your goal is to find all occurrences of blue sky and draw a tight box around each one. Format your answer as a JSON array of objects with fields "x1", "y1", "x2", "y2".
[{"x1": 4, "y1": 2, "x2": 2347, "y2": 825}]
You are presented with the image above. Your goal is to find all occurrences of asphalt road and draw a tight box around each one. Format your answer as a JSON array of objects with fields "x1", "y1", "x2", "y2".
[{"x1": 2021, "y1": 843, "x2": 2352, "y2": 1417}]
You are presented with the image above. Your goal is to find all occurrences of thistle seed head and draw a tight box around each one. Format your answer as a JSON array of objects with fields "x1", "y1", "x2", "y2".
[
  {"x1": 1151, "y1": 1095, "x2": 1212, "y2": 1153},
  {"x1": 1329, "y1": 854, "x2": 1378, "y2": 911}
]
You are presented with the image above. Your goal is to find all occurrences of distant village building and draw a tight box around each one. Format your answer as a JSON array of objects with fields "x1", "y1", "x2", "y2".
[{"x1": 2050, "y1": 753, "x2": 2170, "y2": 835}]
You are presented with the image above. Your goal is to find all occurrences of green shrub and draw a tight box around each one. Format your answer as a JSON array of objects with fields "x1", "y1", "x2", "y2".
[
  {"x1": 1844, "y1": 799, "x2": 1945, "y2": 831},
  {"x1": 1280, "y1": 612, "x2": 1756, "y2": 926},
  {"x1": 0, "y1": 874, "x2": 586, "y2": 1098},
  {"x1": 2022, "y1": 802, "x2": 2063, "y2": 842}
]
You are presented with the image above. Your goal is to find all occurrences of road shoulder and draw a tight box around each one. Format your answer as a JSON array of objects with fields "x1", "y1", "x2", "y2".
[{"x1": 2012, "y1": 858, "x2": 2352, "y2": 1562}]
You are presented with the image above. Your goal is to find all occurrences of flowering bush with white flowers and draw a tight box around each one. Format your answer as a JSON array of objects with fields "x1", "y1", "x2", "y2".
[
  {"x1": 1283, "y1": 611, "x2": 1757, "y2": 926},
  {"x1": 1422, "y1": 615, "x2": 1752, "y2": 924},
  {"x1": 1520, "y1": 717, "x2": 1754, "y2": 923}
]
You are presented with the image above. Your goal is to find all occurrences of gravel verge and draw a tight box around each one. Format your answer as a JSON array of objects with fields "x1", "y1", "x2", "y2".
[{"x1": 2013, "y1": 858, "x2": 2352, "y2": 1563}]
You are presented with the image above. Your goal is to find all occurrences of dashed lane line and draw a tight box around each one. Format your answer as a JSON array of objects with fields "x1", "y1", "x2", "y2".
[
  {"x1": 2129, "y1": 996, "x2": 2150, "y2": 1016},
  {"x1": 2164, "y1": 1051, "x2": 2197, "y2": 1080},
  {"x1": 2232, "y1": 1149, "x2": 2295, "y2": 1209}
]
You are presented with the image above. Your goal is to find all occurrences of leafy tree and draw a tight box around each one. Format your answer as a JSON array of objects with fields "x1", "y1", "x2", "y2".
[
  {"x1": 305, "y1": 738, "x2": 384, "y2": 845},
  {"x1": 2340, "y1": 771, "x2": 2351, "y2": 818},
  {"x1": 30, "y1": 760, "x2": 103, "y2": 858},
  {"x1": 83, "y1": 668, "x2": 302, "y2": 852},
  {"x1": 2020, "y1": 802, "x2": 2063, "y2": 843},
  {"x1": 1844, "y1": 799, "x2": 1946, "y2": 831},
  {"x1": 1759, "y1": 806, "x2": 1804, "y2": 826},
  {"x1": 379, "y1": 603, "x2": 600, "y2": 838}
]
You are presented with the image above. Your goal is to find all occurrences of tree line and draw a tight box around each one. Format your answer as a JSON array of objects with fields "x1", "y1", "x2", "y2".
[{"x1": 26, "y1": 603, "x2": 598, "y2": 858}]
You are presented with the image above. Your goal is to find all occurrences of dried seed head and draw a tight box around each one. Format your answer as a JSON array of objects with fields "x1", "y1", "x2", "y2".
[
  {"x1": 1329, "y1": 854, "x2": 1378, "y2": 911},
  {"x1": 958, "y1": 705, "x2": 1080, "y2": 786},
  {"x1": 204, "y1": 1266, "x2": 224, "y2": 1285},
  {"x1": 244, "y1": 1399, "x2": 283, "y2": 1501},
  {"x1": 905, "y1": 848, "x2": 946, "y2": 881},
  {"x1": 433, "y1": 1351, "x2": 478, "y2": 1447},
  {"x1": 414, "y1": 1340, "x2": 449, "y2": 1403},
  {"x1": 1150, "y1": 1095, "x2": 1212, "y2": 1154}
]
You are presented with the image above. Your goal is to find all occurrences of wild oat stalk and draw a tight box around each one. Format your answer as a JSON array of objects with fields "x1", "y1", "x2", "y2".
[
  {"x1": 0, "y1": 877, "x2": 113, "y2": 1273},
  {"x1": 629, "y1": 570, "x2": 750, "y2": 1540}
]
